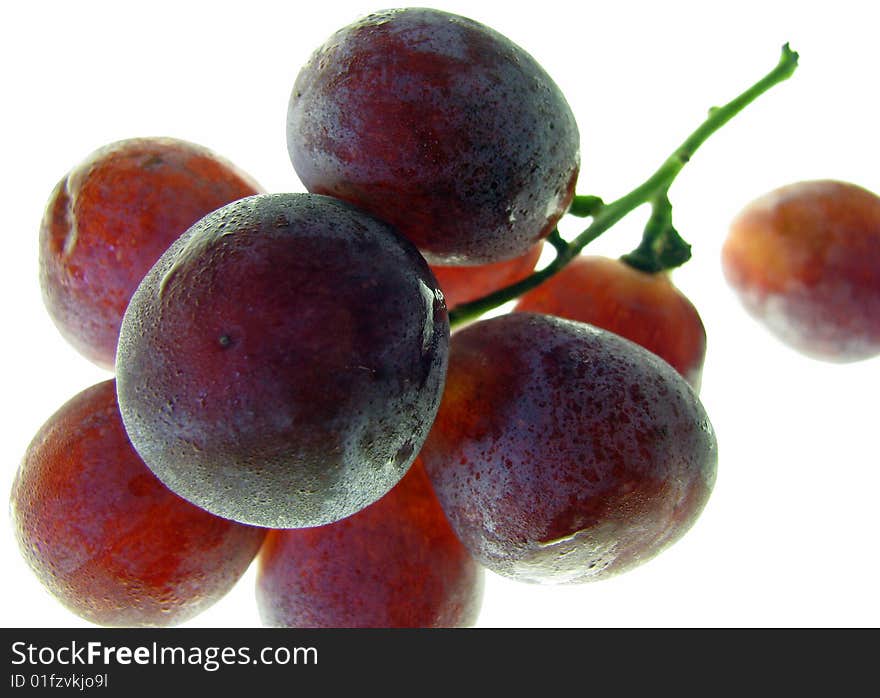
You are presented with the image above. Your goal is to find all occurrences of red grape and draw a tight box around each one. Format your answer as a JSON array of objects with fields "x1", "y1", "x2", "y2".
[
  {"x1": 723, "y1": 180, "x2": 880, "y2": 362},
  {"x1": 39, "y1": 137, "x2": 262, "y2": 369},
  {"x1": 256, "y1": 458, "x2": 483, "y2": 628},
  {"x1": 10, "y1": 380, "x2": 266, "y2": 627},
  {"x1": 287, "y1": 8, "x2": 580, "y2": 265},
  {"x1": 421, "y1": 313, "x2": 717, "y2": 583},
  {"x1": 514, "y1": 255, "x2": 706, "y2": 389},
  {"x1": 116, "y1": 193, "x2": 449, "y2": 529},
  {"x1": 432, "y1": 243, "x2": 543, "y2": 311}
]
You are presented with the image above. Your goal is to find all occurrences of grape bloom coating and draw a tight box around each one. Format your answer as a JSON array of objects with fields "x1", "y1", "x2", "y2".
[
  {"x1": 39, "y1": 137, "x2": 262, "y2": 369},
  {"x1": 287, "y1": 7, "x2": 580, "y2": 265},
  {"x1": 421, "y1": 313, "x2": 717, "y2": 584},
  {"x1": 116, "y1": 193, "x2": 450, "y2": 529},
  {"x1": 10, "y1": 380, "x2": 266, "y2": 627}
]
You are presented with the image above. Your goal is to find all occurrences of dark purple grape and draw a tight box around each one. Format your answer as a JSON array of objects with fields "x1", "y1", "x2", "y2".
[
  {"x1": 287, "y1": 8, "x2": 580, "y2": 265},
  {"x1": 421, "y1": 313, "x2": 717, "y2": 583},
  {"x1": 116, "y1": 193, "x2": 449, "y2": 529}
]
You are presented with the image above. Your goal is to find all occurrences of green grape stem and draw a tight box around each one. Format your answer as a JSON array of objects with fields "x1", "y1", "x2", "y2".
[{"x1": 448, "y1": 43, "x2": 799, "y2": 329}]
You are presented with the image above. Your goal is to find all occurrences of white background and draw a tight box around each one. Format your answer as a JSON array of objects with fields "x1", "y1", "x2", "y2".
[{"x1": 2, "y1": 0, "x2": 878, "y2": 628}]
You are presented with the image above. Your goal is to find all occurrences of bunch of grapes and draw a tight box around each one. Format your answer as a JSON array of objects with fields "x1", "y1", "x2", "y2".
[{"x1": 10, "y1": 8, "x2": 880, "y2": 628}]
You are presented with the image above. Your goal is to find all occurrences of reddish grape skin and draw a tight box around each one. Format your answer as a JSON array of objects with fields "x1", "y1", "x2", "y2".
[
  {"x1": 421, "y1": 313, "x2": 717, "y2": 584},
  {"x1": 9, "y1": 380, "x2": 266, "y2": 627},
  {"x1": 287, "y1": 8, "x2": 580, "y2": 265},
  {"x1": 514, "y1": 255, "x2": 707, "y2": 389},
  {"x1": 432, "y1": 243, "x2": 543, "y2": 311},
  {"x1": 116, "y1": 193, "x2": 449, "y2": 529},
  {"x1": 39, "y1": 137, "x2": 262, "y2": 370},
  {"x1": 722, "y1": 180, "x2": 880, "y2": 362},
  {"x1": 256, "y1": 458, "x2": 483, "y2": 628}
]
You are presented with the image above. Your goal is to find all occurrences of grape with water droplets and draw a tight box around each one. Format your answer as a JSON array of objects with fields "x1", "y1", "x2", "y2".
[
  {"x1": 421, "y1": 313, "x2": 717, "y2": 584},
  {"x1": 116, "y1": 193, "x2": 449, "y2": 529},
  {"x1": 287, "y1": 7, "x2": 580, "y2": 265},
  {"x1": 10, "y1": 380, "x2": 266, "y2": 627}
]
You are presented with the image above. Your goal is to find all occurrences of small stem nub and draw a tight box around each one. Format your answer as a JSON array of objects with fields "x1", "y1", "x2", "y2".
[
  {"x1": 568, "y1": 195, "x2": 605, "y2": 218},
  {"x1": 621, "y1": 193, "x2": 692, "y2": 273}
]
